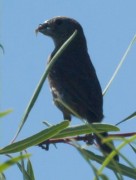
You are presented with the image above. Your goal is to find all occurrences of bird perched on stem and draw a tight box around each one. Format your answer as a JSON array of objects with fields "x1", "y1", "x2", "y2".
[{"x1": 36, "y1": 16, "x2": 119, "y2": 161}]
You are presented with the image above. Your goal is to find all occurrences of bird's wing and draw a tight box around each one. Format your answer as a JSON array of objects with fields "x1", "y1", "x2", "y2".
[{"x1": 52, "y1": 52, "x2": 103, "y2": 121}]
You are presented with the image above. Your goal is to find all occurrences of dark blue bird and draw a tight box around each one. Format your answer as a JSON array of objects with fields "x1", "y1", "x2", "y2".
[{"x1": 36, "y1": 16, "x2": 119, "y2": 161}]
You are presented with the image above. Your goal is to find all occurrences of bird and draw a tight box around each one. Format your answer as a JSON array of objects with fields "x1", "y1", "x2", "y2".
[{"x1": 36, "y1": 16, "x2": 119, "y2": 161}]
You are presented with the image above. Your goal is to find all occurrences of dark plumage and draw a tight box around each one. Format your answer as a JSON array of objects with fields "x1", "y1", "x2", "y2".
[{"x1": 36, "y1": 16, "x2": 118, "y2": 161}]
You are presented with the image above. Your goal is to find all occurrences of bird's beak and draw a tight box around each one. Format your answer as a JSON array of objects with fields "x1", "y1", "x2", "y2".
[
  {"x1": 35, "y1": 22, "x2": 51, "y2": 36},
  {"x1": 35, "y1": 24, "x2": 44, "y2": 35}
]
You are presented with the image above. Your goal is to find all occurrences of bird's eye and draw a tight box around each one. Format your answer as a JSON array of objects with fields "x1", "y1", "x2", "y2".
[{"x1": 55, "y1": 19, "x2": 63, "y2": 26}]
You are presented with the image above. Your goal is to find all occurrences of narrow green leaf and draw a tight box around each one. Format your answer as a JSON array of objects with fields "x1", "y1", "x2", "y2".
[
  {"x1": 77, "y1": 148, "x2": 136, "y2": 179},
  {"x1": 53, "y1": 123, "x2": 119, "y2": 139},
  {"x1": 0, "y1": 173, "x2": 6, "y2": 180},
  {"x1": 99, "y1": 174, "x2": 109, "y2": 180},
  {"x1": 116, "y1": 111, "x2": 136, "y2": 126},
  {"x1": 129, "y1": 143, "x2": 136, "y2": 154},
  {"x1": 12, "y1": 30, "x2": 77, "y2": 142},
  {"x1": 20, "y1": 152, "x2": 26, "y2": 180},
  {"x1": 43, "y1": 121, "x2": 52, "y2": 127},
  {"x1": 6, "y1": 154, "x2": 32, "y2": 180},
  {"x1": 75, "y1": 143, "x2": 100, "y2": 180},
  {"x1": 98, "y1": 135, "x2": 136, "y2": 176},
  {"x1": 0, "y1": 154, "x2": 30, "y2": 172},
  {"x1": 0, "y1": 121, "x2": 69, "y2": 154},
  {"x1": 0, "y1": 44, "x2": 4, "y2": 54},
  {"x1": 0, "y1": 109, "x2": 13, "y2": 118},
  {"x1": 27, "y1": 159, "x2": 35, "y2": 180},
  {"x1": 103, "y1": 34, "x2": 136, "y2": 95}
]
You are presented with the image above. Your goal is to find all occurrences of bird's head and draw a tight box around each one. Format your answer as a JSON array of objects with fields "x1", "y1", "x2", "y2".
[{"x1": 35, "y1": 16, "x2": 85, "y2": 47}]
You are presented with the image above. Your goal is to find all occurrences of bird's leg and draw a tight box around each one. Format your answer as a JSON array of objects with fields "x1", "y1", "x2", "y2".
[
  {"x1": 63, "y1": 113, "x2": 71, "y2": 121},
  {"x1": 38, "y1": 139, "x2": 50, "y2": 150},
  {"x1": 85, "y1": 134, "x2": 94, "y2": 145}
]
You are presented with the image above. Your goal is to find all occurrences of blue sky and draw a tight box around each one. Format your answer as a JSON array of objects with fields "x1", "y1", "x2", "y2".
[{"x1": 1, "y1": 1, "x2": 136, "y2": 180}]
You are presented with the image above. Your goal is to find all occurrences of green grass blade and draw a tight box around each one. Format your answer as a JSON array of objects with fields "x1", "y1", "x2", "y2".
[
  {"x1": 0, "y1": 173, "x2": 6, "y2": 180},
  {"x1": 0, "y1": 109, "x2": 13, "y2": 118},
  {"x1": 77, "y1": 148, "x2": 136, "y2": 179},
  {"x1": 11, "y1": 30, "x2": 77, "y2": 142},
  {"x1": 76, "y1": 144, "x2": 100, "y2": 180},
  {"x1": 116, "y1": 111, "x2": 136, "y2": 126},
  {"x1": 53, "y1": 123, "x2": 119, "y2": 139},
  {"x1": 6, "y1": 154, "x2": 33, "y2": 180},
  {"x1": 0, "y1": 154, "x2": 30, "y2": 172},
  {"x1": 27, "y1": 159, "x2": 35, "y2": 180},
  {"x1": 98, "y1": 135, "x2": 136, "y2": 177},
  {"x1": 0, "y1": 44, "x2": 4, "y2": 54},
  {"x1": 103, "y1": 34, "x2": 136, "y2": 95},
  {"x1": 0, "y1": 121, "x2": 69, "y2": 154}
]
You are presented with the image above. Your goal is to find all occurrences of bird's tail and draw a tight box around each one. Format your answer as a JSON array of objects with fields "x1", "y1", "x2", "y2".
[{"x1": 94, "y1": 132, "x2": 119, "y2": 161}]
